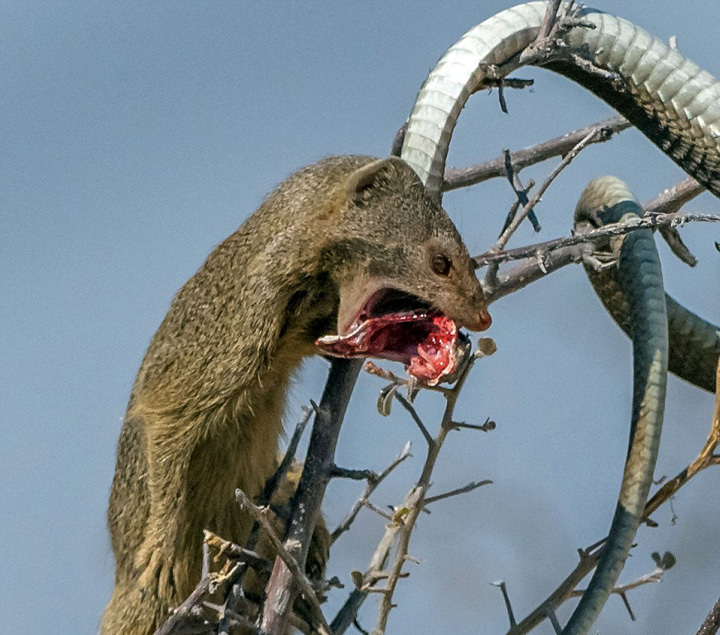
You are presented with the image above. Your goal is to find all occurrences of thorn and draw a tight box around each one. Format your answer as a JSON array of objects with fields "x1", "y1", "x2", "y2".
[
  {"x1": 491, "y1": 580, "x2": 517, "y2": 627},
  {"x1": 620, "y1": 591, "x2": 636, "y2": 621}
]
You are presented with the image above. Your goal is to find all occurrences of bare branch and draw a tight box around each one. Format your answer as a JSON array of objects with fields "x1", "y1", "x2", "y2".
[
  {"x1": 154, "y1": 572, "x2": 228, "y2": 635},
  {"x1": 643, "y1": 176, "x2": 705, "y2": 265},
  {"x1": 536, "y1": 0, "x2": 563, "y2": 42},
  {"x1": 569, "y1": 565, "x2": 665, "y2": 599},
  {"x1": 363, "y1": 360, "x2": 448, "y2": 397},
  {"x1": 444, "y1": 116, "x2": 630, "y2": 191},
  {"x1": 473, "y1": 171, "x2": 714, "y2": 304},
  {"x1": 363, "y1": 500, "x2": 395, "y2": 522},
  {"x1": 220, "y1": 406, "x2": 314, "y2": 631},
  {"x1": 645, "y1": 176, "x2": 705, "y2": 215},
  {"x1": 475, "y1": 211, "x2": 720, "y2": 269},
  {"x1": 330, "y1": 345, "x2": 496, "y2": 634},
  {"x1": 483, "y1": 243, "x2": 589, "y2": 305},
  {"x1": 330, "y1": 466, "x2": 378, "y2": 481},
  {"x1": 451, "y1": 418, "x2": 497, "y2": 432},
  {"x1": 257, "y1": 406, "x2": 313, "y2": 506},
  {"x1": 479, "y1": 63, "x2": 535, "y2": 113},
  {"x1": 373, "y1": 348, "x2": 494, "y2": 634}
]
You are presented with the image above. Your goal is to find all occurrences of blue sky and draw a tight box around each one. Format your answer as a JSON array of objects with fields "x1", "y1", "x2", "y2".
[{"x1": 1, "y1": 2, "x2": 719, "y2": 634}]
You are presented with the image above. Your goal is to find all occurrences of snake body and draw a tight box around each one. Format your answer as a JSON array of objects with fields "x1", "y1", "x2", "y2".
[
  {"x1": 573, "y1": 177, "x2": 669, "y2": 633},
  {"x1": 401, "y1": 2, "x2": 720, "y2": 197},
  {"x1": 400, "y1": 3, "x2": 719, "y2": 633},
  {"x1": 583, "y1": 249, "x2": 720, "y2": 393}
]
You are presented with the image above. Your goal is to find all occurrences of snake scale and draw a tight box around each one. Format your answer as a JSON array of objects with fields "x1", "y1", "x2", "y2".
[{"x1": 399, "y1": 3, "x2": 720, "y2": 633}]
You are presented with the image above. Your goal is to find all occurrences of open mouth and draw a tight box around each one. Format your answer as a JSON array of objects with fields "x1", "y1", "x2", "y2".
[{"x1": 315, "y1": 288, "x2": 467, "y2": 385}]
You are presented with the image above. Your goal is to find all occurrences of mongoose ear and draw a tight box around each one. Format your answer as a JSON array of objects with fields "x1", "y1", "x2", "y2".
[{"x1": 345, "y1": 157, "x2": 408, "y2": 203}]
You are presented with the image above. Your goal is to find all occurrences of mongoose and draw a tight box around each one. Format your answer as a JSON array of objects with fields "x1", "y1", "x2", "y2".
[{"x1": 101, "y1": 155, "x2": 491, "y2": 634}]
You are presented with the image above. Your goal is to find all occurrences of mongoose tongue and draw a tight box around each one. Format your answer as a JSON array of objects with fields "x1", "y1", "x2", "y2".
[{"x1": 316, "y1": 312, "x2": 463, "y2": 385}]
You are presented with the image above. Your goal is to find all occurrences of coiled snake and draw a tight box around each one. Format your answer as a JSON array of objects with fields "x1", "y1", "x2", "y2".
[{"x1": 400, "y1": 3, "x2": 720, "y2": 633}]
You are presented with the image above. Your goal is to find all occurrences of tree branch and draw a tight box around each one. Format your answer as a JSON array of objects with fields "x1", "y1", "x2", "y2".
[
  {"x1": 260, "y1": 358, "x2": 363, "y2": 635},
  {"x1": 696, "y1": 593, "x2": 720, "y2": 635},
  {"x1": 236, "y1": 489, "x2": 332, "y2": 635},
  {"x1": 443, "y1": 116, "x2": 630, "y2": 192}
]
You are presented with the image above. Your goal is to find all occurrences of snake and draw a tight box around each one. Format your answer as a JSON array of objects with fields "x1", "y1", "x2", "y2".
[
  {"x1": 579, "y1": 204, "x2": 720, "y2": 393},
  {"x1": 398, "y1": 2, "x2": 720, "y2": 633}
]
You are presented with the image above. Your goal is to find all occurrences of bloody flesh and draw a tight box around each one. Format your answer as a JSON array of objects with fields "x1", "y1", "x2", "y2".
[{"x1": 316, "y1": 311, "x2": 461, "y2": 385}]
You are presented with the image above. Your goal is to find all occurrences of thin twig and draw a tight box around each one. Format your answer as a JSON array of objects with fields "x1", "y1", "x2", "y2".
[
  {"x1": 393, "y1": 392, "x2": 433, "y2": 446},
  {"x1": 492, "y1": 581, "x2": 517, "y2": 628},
  {"x1": 495, "y1": 125, "x2": 611, "y2": 251},
  {"x1": 569, "y1": 565, "x2": 664, "y2": 599},
  {"x1": 258, "y1": 406, "x2": 313, "y2": 505},
  {"x1": 330, "y1": 466, "x2": 378, "y2": 481},
  {"x1": 330, "y1": 530, "x2": 397, "y2": 634},
  {"x1": 363, "y1": 361, "x2": 448, "y2": 396},
  {"x1": 503, "y1": 149, "x2": 541, "y2": 232},
  {"x1": 422, "y1": 480, "x2": 492, "y2": 507},
  {"x1": 475, "y1": 211, "x2": 720, "y2": 269},
  {"x1": 330, "y1": 344, "x2": 497, "y2": 635},
  {"x1": 331, "y1": 442, "x2": 412, "y2": 543},
  {"x1": 537, "y1": 0, "x2": 563, "y2": 42},
  {"x1": 483, "y1": 244, "x2": 589, "y2": 305},
  {"x1": 479, "y1": 64, "x2": 535, "y2": 113},
  {"x1": 479, "y1": 211, "x2": 719, "y2": 305},
  {"x1": 451, "y1": 418, "x2": 497, "y2": 432},
  {"x1": 363, "y1": 500, "x2": 396, "y2": 522},
  {"x1": 154, "y1": 571, "x2": 232, "y2": 635},
  {"x1": 475, "y1": 172, "x2": 716, "y2": 305},
  {"x1": 644, "y1": 176, "x2": 704, "y2": 265}
]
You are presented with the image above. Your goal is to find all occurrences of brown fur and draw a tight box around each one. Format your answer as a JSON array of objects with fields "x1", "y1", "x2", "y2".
[{"x1": 102, "y1": 156, "x2": 489, "y2": 634}]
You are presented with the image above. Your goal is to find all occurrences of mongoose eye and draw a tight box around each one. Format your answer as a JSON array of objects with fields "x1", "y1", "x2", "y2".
[{"x1": 431, "y1": 253, "x2": 452, "y2": 276}]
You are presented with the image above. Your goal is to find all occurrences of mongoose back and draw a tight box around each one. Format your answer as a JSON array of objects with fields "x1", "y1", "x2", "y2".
[{"x1": 102, "y1": 155, "x2": 491, "y2": 634}]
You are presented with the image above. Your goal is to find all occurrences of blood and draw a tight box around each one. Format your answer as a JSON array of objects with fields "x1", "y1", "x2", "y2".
[
  {"x1": 316, "y1": 312, "x2": 460, "y2": 385},
  {"x1": 406, "y1": 315, "x2": 458, "y2": 383}
]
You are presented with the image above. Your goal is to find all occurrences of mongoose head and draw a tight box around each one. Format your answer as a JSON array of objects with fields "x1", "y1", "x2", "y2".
[{"x1": 315, "y1": 156, "x2": 490, "y2": 384}]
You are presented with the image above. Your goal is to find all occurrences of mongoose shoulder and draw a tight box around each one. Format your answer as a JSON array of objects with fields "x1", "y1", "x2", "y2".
[{"x1": 101, "y1": 155, "x2": 490, "y2": 634}]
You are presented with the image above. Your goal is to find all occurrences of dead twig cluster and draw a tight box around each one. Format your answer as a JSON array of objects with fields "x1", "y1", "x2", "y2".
[{"x1": 332, "y1": 339, "x2": 498, "y2": 635}]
